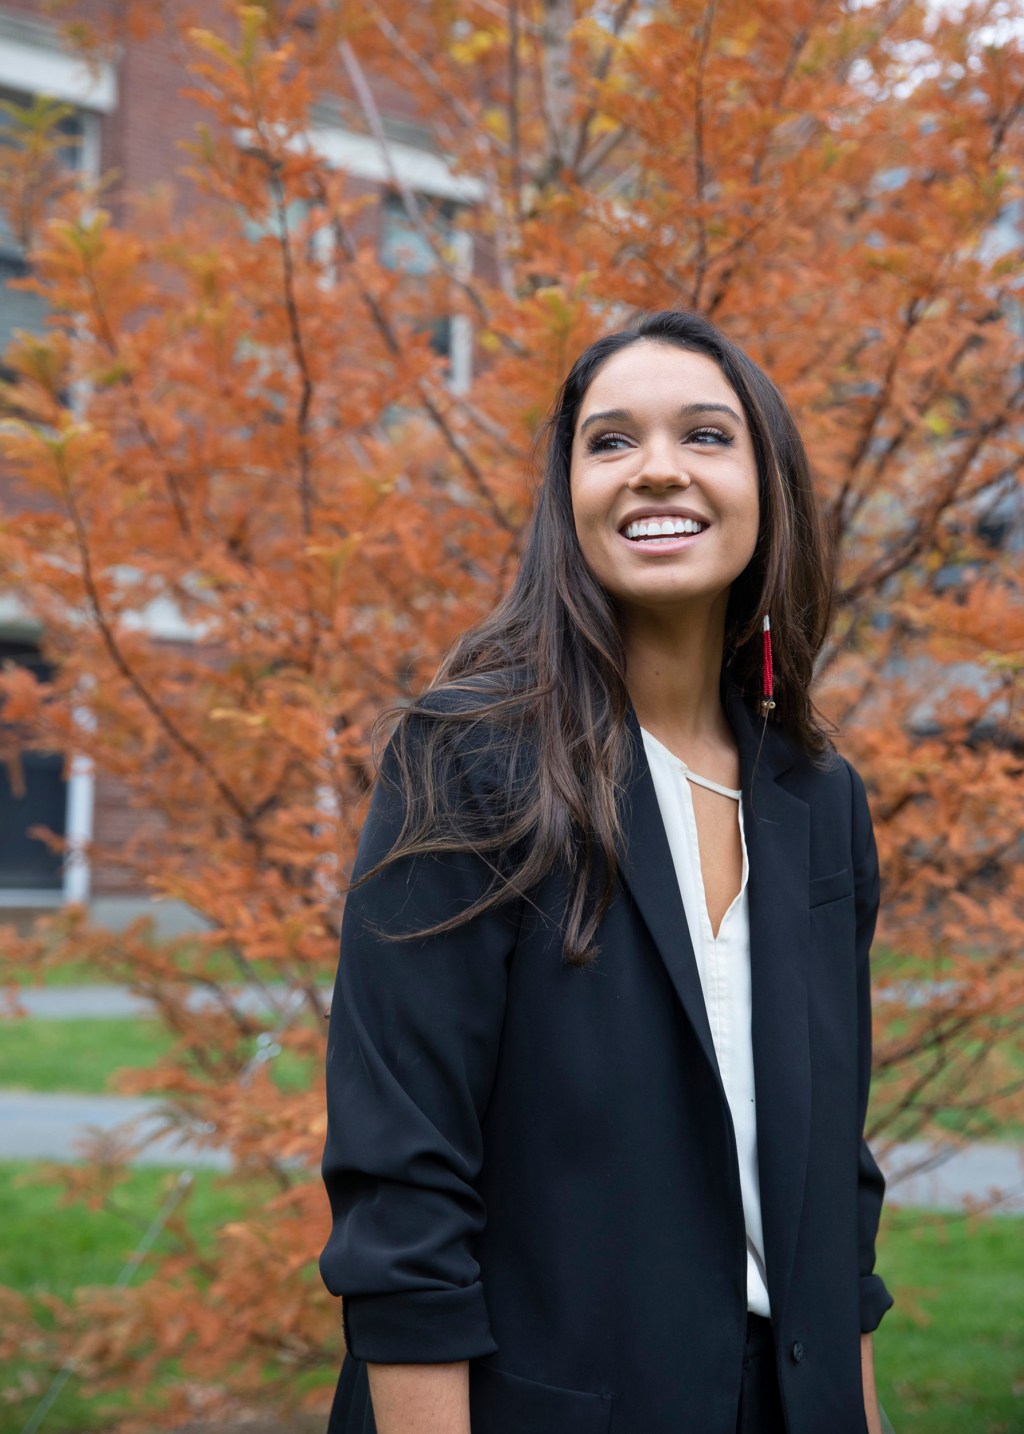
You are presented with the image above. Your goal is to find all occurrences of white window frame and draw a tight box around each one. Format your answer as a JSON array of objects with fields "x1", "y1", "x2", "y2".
[
  {"x1": 306, "y1": 125, "x2": 482, "y2": 204},
  {"x1": 0, "y1": 16, "x2": 117, "y2": 114}
]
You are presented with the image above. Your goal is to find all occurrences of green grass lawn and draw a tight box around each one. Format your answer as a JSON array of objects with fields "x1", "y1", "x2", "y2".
[
  {"x1": 0, "y1": 1161, "x2": 263, "y2": 1434},
  {"x1": 0, "y1": 1161, "x2": 249, "y2": 1295},
  {"x1": 0, "y1": 954, "x2": 109, "y2": 987},
  {"x1": 0, "y1": 1017, "x2": 320, "y2": 1093},
  {"x1": 873, "y1": 1210, "x2": 1023, "y2": 1433},
  {"x1": 0, "y1": 1159, "x2": 1019, "y2": 1434},
  {"x1": 0, "y1": 1162, "x2": 338, "y2": 1432},
  {"x1": 0, "y1": 1017, "x2": 175, "y2": 1092},
  {"x1": 0, "y1": 945, "x2": 317, "y2": 988}
]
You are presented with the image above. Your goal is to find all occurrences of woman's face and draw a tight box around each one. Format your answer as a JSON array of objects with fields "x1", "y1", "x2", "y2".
[{"x1": 569, "y1": 341, "x2": 760, "y2": 628}]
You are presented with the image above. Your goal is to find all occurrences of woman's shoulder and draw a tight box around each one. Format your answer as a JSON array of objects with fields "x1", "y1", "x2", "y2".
[
  {"x1": 415, "y1": 670, "x2": 528, "y2": 719},
  {"x1": 777, "y1": 727, "x2": 872, "y2": 825},
  {"x1": 397, "y1": 670, "x2": 534, "y2": 751},
  {"x1": 381, "y1": 670, "x2": 539, "y2": 815}
]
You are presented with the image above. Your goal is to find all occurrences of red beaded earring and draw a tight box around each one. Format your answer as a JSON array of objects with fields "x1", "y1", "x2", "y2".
[{"x1": 760, "y1": 615, "x2": 776, "y2": 716}]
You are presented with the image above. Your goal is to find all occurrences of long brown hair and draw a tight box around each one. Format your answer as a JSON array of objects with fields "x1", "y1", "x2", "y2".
[{"x1": 362, "y1": 310, "x2": 835, "y2": 965}]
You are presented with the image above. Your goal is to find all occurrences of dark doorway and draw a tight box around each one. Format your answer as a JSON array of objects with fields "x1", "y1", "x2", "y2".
[{"x1": 0, "y1": 639, "x2": 65, "y2": 891}]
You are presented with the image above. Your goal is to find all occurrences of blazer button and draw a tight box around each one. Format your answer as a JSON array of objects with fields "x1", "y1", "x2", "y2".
[{"x1": 791, "y1": 1341, "x2": 805, "y2": 1363}]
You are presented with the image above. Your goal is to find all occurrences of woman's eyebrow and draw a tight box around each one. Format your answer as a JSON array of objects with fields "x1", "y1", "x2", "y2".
[
  {"x1": 678, "y1": 401, "x2": 743, "y2": 424},
  {"x1": 578, "y1": 400, "x2": 743, "y2": 438},
  {"x1": 579, "y1": 407, "x2": 632, "y2": 437}
]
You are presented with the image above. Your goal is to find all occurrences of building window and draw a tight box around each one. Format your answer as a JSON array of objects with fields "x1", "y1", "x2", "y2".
[
  {"x1": 0, "y1": 6, "x2": 115, "y2": 384},
  {"x1": 379, "y1": 191, "x2": 472, "y2": 391},
  {"x1": 0, "y1": 90, "x2": 97, "y2": 385},
  {"x1": 0, "y1": 639, "x2": 64, "y2": 895},
  {"x1": 380, "y1": 191, "x2": 454, "y2": 359}
]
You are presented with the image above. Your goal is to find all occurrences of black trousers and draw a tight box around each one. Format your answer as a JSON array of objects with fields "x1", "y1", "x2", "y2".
[
  {"x1": 737, "y1": 1313, "x2": 787, "y2": 1434},
  {"x1": 328, "y1": 1315, "x2": 789, "y2": 1433}
]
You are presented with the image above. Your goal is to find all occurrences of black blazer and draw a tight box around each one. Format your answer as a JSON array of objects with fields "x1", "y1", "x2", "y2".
[{"x1": 320, "y1": 681, "x2": 893, "y2": 1434}]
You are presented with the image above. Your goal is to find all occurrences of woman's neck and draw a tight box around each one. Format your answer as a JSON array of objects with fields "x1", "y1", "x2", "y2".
[{"x1": 621, "y1": 604, "x2": 733, "y2": 757}]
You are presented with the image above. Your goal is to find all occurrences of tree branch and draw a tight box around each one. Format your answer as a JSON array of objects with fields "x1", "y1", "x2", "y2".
[
  {"x1": 689, "y1": 0, "x2": 717, "y2": 309},
  {"x1": 53, "y1": 445, "x2": 255, "y2": 827},
  {"x1": 838, "y1": 392, "x2": 1021, "y2": 603},
  {"x1": 80, "y1": 247, "x2": 193, "y2": 539},
  {"x1": 569, "y1": 0, "x2": 637, "y2": 177}
]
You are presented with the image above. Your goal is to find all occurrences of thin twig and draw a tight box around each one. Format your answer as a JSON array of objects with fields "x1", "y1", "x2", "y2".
[
  {"x1": 570, "y1": 0, "x2": 637, "y2": 175},
  {"x1": 508, "y1": 0, "x2": 523, "y2": 208},
  {"x1": 690, "y1": 0, "x2": 717, "y2": 309},
  {"x1": 748, "y1": 5, "x2": 823, "y2": 187},
  {"x1": 368, "y1": 5, "x2": 511, "y2": 157}
]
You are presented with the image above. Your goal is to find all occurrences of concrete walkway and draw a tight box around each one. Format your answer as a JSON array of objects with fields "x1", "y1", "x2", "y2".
[
  {"x1": 5, "y1": 983, "x2": 331, "y2": 1020},
  {"x1": 0, "y1": 1089, "x2": 1021, "y2": 1209},
  {"x1": 0, "y1": 1090, "x2": 231, "y2": 1168},
  {"x1": 880, "y1": 1139, "x2": 1024, "y2": 1213}
]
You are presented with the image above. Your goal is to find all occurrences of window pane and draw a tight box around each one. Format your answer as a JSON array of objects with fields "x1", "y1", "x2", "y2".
[
  {"x1": 0, "y1": 642, "x2": 65, "y2": 891},
  {"x1": 0, "y1": 89, "x2": 84, "y2": 366}
]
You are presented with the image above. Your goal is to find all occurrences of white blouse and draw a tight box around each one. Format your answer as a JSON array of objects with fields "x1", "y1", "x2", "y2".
[{"x1": 641, "y1": 728, "x2": 772, "y2": 1319}]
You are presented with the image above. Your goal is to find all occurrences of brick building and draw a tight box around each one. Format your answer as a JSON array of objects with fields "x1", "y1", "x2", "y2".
[{"x1": 0, "y1": 2, "x2": 475, "y2": 931}]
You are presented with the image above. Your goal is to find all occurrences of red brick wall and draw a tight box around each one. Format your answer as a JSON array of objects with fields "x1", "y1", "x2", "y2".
[
  {"x1": 105, "y1": 10, "x2": 206, "y2": 221},
  {"x1": 89, "y1": 770, "x2": 143, "y2": 895}
]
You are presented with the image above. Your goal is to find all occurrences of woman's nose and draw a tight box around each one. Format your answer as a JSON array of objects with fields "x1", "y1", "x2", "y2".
[{"x1": 630, "y1": 441, "x2": 691, "y2": 491}]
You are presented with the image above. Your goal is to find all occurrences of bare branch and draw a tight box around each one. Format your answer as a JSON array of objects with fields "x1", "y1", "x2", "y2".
[
  {"x1": 748, "y1": 4, "x2": 822, "y2": 186},
  {"x1": 570, "y1": 0, "x2": 638, "y2": 176},
  {"x1": 689, "y1": 0, "x2": 717, "y2": 309},
  {"x1": 249, "y1": 132, "x2": 316, "y2": 539},
  {"x1": 839, "y1": 390, "x2": 1021, "y2": 603},
  {"x1": 576, "y1": 124, "x2": 629, "y2": 184},
  {"x1": 537, "y1": 0, "x2": 575, "y2": 179},
  {"x1": 508, "y1": 0, "x2": 523, "y2": 209}
]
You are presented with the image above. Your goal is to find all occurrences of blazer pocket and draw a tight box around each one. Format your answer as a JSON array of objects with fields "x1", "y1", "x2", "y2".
[
  {"x1": 809, "y1": 867, "x2": 854, "y2": 908},
  {"x1": 470, "y1": 1361, "x2": 615, "y2": 1434}
]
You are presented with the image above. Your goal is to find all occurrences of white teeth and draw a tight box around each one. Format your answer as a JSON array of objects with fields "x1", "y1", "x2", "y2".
[{"x1": 623, "y1": 517, "x2": 706, "y2": 541}]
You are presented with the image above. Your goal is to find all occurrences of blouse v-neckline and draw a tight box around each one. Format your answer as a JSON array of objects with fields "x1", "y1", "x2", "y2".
[
  {"x1": 639, "y1": 727, "x2": 742, "y2": 802},
  {"x1": 639, "y1": 726, "x2": 748, "y2": 946}
]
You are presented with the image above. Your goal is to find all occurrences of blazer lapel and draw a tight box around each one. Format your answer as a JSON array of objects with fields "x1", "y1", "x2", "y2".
[
  {"x1": 726, "y1": 683, "x2": 812, "y2": 1324},
  {"x1": 618, "y1": 705, "x2": 722, "y2": 1093},
  {"x1": 618, "y1": 687, "x2": 813, "y2": 1322}
]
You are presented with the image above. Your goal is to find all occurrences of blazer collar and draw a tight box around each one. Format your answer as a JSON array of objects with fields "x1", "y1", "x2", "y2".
[{"x1": 618, "y1": 679, "x2": 812, "y2": 1324}]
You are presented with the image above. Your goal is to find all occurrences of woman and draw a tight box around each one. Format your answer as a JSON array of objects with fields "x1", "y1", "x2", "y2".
[{"x1": 320, "y1": 310, "x2": 893, "y2": 1434}]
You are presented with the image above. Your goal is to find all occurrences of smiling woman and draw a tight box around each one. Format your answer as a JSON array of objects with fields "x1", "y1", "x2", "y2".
[
  {"x1": 320, "y1": 311, "x2": 893, "y2": 1434},
  {"x1": 570, "y1": 344, "x2": 760, "y2": 628}
]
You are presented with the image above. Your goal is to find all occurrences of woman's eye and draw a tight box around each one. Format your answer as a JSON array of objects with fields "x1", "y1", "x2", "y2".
[
  {"x1": 686, "y1": 426, "x2": 733, "y2": 446},
  {"x1": 586, "y1": 431, "x2": 633, "y2": 453}
]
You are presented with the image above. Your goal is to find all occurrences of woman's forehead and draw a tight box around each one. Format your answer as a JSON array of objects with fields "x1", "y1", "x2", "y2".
[{"x1": 578, "y1": 342, "x2": 742, "y2": 420}]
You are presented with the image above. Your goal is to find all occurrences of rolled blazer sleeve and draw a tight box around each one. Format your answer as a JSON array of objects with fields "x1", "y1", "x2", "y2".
[
  {"x1": 848, "y1": 759, "x2": 895, "y2": 1334},
  {"x1": 320, "y1": 722, "x2": 518, "y2": 1363}
]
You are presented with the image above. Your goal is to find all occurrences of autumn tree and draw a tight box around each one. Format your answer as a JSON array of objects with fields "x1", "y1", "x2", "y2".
[{"x1": 0, "y1": 0, "x2": 1021, "y2": 1424}]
